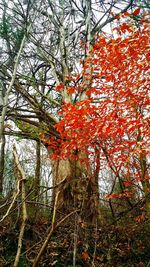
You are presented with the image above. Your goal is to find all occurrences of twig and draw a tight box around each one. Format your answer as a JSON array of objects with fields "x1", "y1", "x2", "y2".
[
  {"x1": 0, "y1": 7, "x2": 39, "y2": 139},
  {"x1": 32, "y1": 191, "x2": 60, "y2": 267},
  {"x1": 73, "y1": 213, "x2": 79, "y2": 267},
  {"x1": 91, "y1": 219, "x2": 98, "y2": 267},
  {"x1": 32, "y1": 207, "x2": 79, "y2": 267},
  {"x1": 0, "y1": 180, "x2": 21, "y2": 222}
]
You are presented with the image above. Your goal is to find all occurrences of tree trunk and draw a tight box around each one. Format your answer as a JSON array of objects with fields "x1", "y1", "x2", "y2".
[
  {"x1": 0, "y1": 135, "x2": 5, "y2": 195},
  {"x1": 34, "y1": 141, "x2": 41, "y2": 199},
  {"x1": 51, "y1": 156, "x2": 100, "y2": 225},
  {"x1": 25, "y1": 141, "x2": 41, "y2": 220}
]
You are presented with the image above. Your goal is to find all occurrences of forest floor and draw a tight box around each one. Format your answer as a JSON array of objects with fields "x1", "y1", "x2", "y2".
[{"x1": 0, "y1": 211, "x2": 150, "y2": 267}]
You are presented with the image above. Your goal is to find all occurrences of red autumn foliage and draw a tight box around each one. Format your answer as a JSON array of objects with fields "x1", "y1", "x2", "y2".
[{"x1": 46, "y1": 14, "x2": 150, "y2": 198}]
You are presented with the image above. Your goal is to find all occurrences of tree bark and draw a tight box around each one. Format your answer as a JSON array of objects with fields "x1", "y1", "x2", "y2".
[
  {"x1": 0, "y1": 135, "x2": 5, "y2": 195},
  {"x1": 51, "y1": 155, "x2": 100, "y2": 225},
  {"x1": 34, "y1": 141, "x2": 41, "y2": 198}
]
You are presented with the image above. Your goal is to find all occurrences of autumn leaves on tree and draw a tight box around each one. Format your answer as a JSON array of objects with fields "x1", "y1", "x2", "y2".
[
  {"x1": 43, "y1": 10, "x2": 150, "y2": 221},
  {"x1": 0, "y1": 2, "x2": 150, "y2": 266}
]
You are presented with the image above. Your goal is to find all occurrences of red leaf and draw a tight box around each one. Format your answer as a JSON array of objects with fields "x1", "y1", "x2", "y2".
[
  {"x1": 56, "y1": 83, "x2": 64, "y2": 91},
  {"x1": 133, "y1": 8, "x2": 140, "y2": 16}
]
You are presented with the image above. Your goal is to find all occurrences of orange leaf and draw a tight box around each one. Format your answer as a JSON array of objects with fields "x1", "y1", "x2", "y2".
[
  {"x1": 133, "y1": 8, "x2": 140, "y2": 16},
  {"x1": 81, "y1": 251, "x2": 90, "y2": 261},
  {"x1": 123, "y1": 11, "x2": 130, "y2": 17},
  {"x1": 56, "y1": 83, "x2": 64, "y2": 91}
]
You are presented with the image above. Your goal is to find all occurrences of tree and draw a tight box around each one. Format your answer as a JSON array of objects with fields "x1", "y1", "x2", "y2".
[
  {"x1": 0, "y1": 0, "x2": 148, "y2": 225},
  {"x1": 1, "y1": 1, "x2": 150, "y2": 266},
  {"x1": 51, "y1": 10, "x2": 150, "y2": 220}
]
